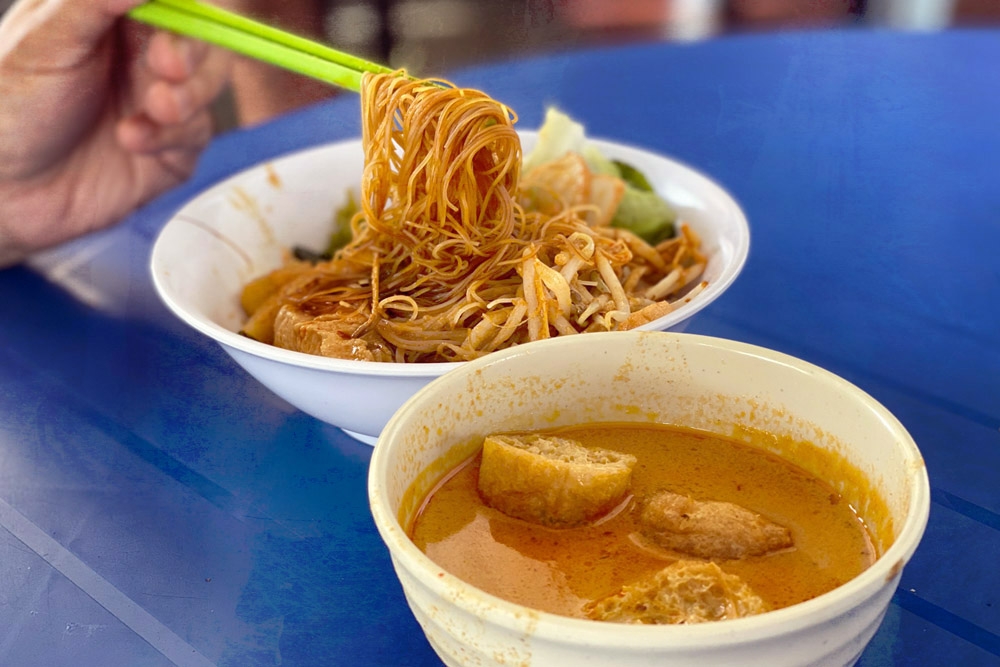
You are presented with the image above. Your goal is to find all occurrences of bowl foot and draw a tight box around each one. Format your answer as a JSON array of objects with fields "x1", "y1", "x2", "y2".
[{"x1": 341, "y1": 429, "x2": 378, "y2": 446}]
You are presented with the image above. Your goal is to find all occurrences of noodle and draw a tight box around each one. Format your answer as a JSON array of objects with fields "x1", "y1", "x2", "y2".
[{"x1": 240, "y1": 72, "x2": 707, "y2": 363}]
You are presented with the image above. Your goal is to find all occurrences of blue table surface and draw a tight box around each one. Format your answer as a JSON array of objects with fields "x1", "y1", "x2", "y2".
[{"x1": 1, "y1": 27, "x2": 998, "y2": 666}]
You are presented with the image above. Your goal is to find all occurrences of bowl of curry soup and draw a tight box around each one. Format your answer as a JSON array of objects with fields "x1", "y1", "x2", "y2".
[{"x1": 368, "y1": 331, "x2": 930, "y2": 667}]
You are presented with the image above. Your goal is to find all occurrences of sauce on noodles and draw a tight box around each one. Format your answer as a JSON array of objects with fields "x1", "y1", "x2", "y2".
[{"x1": 240, "y1": 73, "x2": 707, "y2": 362}]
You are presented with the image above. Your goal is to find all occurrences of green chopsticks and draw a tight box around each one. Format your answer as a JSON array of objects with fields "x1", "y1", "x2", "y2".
[{"x1": 127, "y1": 0, "x2": 395, "y2": 92}]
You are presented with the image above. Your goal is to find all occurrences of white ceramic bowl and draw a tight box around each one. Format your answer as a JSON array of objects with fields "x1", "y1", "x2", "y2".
[
  {"x1": 368, "y1": 331, "x2": 930, "y2": 667},
  {"x1": 151, "y1": 135, "x2": 750, "y2": 443}
]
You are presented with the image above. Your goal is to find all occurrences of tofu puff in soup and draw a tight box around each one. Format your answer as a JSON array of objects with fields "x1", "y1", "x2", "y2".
[{"x1": 408, "y1": 423, "x2": 878, "y2": 624}]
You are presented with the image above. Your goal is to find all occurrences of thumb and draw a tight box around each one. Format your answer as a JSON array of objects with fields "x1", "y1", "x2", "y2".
[{"x1": 0, "y1": 0, "x2": 146, "y2": 63}]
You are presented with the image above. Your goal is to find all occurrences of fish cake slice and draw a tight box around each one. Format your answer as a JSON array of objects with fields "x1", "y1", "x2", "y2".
[{"x1": 639, "y1": 490, "x2": 793, "y2": 560}]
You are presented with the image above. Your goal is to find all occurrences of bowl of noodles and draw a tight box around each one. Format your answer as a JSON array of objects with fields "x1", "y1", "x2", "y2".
[{"x1": 151, "y1": 75, "x2": 750, "y2": 443}]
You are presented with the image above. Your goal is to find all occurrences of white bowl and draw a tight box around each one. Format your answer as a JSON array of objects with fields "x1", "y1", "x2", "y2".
[
  {"x1": 368, "y1": 331, "x2": 930, "y2": 667},
  {"x1": 150, "y1": 135, "x2": 750, "y2": 443}
]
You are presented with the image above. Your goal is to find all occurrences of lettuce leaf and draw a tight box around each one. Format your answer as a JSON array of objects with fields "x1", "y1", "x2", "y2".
[{"x1": 524, "y1": 107, "x2": 677, "y2": 245}]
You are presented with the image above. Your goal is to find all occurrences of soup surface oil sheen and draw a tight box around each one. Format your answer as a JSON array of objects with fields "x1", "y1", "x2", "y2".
[{"x1": 409, "y1": 423, "x2": 876, "y2": 619}]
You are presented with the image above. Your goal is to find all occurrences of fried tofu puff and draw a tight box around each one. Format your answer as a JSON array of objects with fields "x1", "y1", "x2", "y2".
[
  {"x1": 477, "y1": 434, "x2": 637, "y2": 527},
  {"x1": 586, "y1": 560, "x2": 767, "y2": 624}
]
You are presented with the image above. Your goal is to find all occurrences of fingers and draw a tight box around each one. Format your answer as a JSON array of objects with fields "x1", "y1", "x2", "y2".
[
  {"x1": 121, "y1": 114, "x2": 216, "y2": 202},
  {"x1": 59, "y1": 0, "x2": 147, "y2": 44},
  {"x1": 117, "y1": 106, "x2": 215, "y2": 155},
  {"x1": 117, "y1": 28, "x2": 230, "y2": 160},
  {"x1": 141, "y1": 33, "x2": 231, "y2": 126},
  {"x1": 0, "y1": 0, "x2": 146, "y2": 62},
  {"x1": 145, "y1": 31, "x2": 210, "y2": 82}
]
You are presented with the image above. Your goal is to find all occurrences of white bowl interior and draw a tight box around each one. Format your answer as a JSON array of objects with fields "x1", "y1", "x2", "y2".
[
  {"x1": 369, "y1": 331, "x2": 930, "y2": 666},
  {"x1": 151, "y1": 140, "x2": 364, "y2": 344}
]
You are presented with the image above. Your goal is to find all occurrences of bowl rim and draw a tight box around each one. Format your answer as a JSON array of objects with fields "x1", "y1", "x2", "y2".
[
  {"x1": 149, "y1": 135, "x2": 749, "y2": 377},
  {"x1": 368, "y1": 331, "x2": 931, "y2": 648}
]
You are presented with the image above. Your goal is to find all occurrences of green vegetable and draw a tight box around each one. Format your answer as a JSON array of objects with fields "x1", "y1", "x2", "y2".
[
  {"x1": 608, "y1": 158, "x2": 676, "y2": 244},
  {"x1": 292, "y1": 190, "x2": 359, "y2": 262},
  {"x1": 612, "y1": 160, "x2": 654, "y2": 192},
  {"x1": 292, "y1": 246, "x2": 329, "y2": 263},
  {"x1": 524, "y1": 107, "x2": 679, "y2": 245},
  {"x1": 522, "y1": 107, "x2": 587, "y2": 173},
  {"x1": 611, "y1": 186, "x2": 676, "y2": 245},
  {"x1": 582, "y1": 145, "x2": 619, "y2": 177},
  {"x1": 326, "y1": 189, "x2": 359, "y2": 255}
]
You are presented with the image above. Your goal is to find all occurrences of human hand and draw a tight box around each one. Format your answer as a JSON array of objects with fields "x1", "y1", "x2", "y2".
[{"x1": 0, "y1": 0, "x2": 231, "y2": 267}]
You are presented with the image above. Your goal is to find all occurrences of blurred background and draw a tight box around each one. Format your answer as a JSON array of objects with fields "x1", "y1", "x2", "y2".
[
  {"x1": 314, "y1": 0, "x2": 999, "y2": 72},
  {"x1": 3, "y1": 0, "x2": 999, "y2": 126}
]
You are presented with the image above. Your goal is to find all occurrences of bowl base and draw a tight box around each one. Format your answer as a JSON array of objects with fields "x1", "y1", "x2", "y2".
[{"x1": 342, "y1": 429, "x2": 378, "y2": 446}]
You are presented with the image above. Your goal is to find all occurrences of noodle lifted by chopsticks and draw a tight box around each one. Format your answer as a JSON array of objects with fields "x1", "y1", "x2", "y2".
[{"x1": 240, "y1": 73, "x2": 707, "y2": 363}]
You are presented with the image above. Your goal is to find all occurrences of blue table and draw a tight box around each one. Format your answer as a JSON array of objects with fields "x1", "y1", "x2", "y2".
[{"x1": 2, "y1": 28, "x2": 998, "y2": 666}]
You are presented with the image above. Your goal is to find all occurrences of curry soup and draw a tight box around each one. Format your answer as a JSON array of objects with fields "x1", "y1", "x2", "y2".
[{"x1": 408, "y1": 422, "x2": 877, "y2": 620}]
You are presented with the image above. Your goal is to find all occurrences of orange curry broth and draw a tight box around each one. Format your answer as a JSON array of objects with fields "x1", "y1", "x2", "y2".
[{"x1": 407, "y1": 422, "x2": 877, "y2": 620}]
